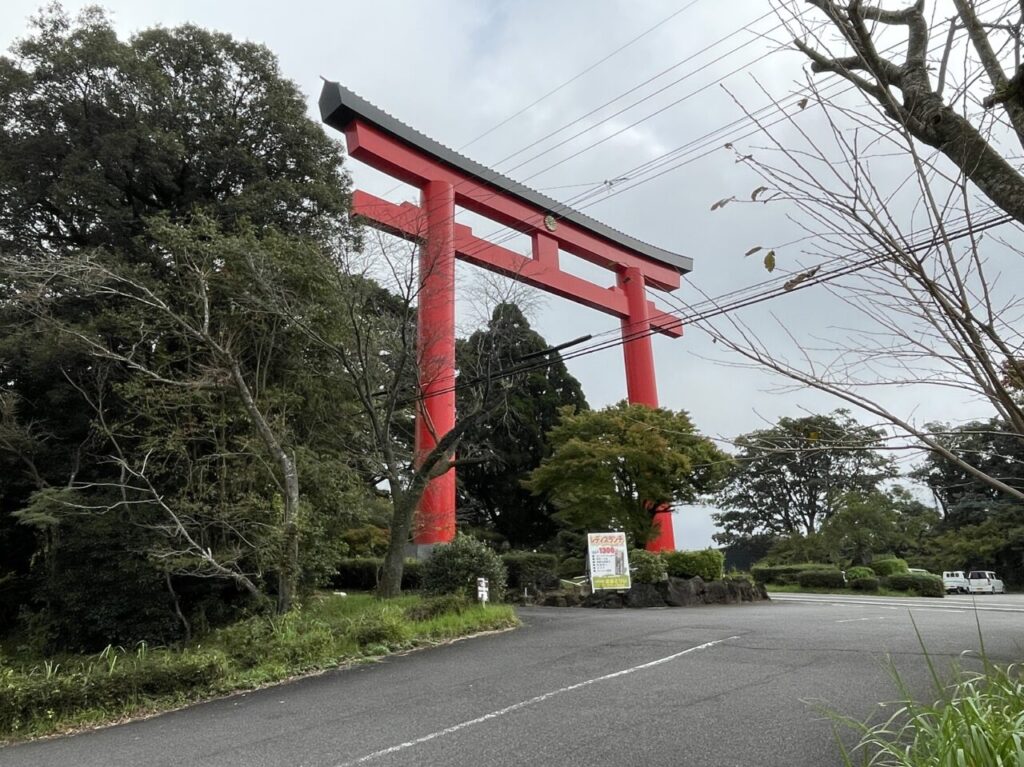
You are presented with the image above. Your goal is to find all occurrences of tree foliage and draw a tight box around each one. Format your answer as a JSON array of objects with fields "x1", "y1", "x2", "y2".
[
  {"x1": 0, "y1": 7, "x2": 365, "y2": 643},
  {"x1": 456, "y1": 303, "x2": 588, "y2": 547},
  {"x1": 526, "y1": 402, "x2": 729, "y2": 546},
  {"x1": 713, "y1": 411, "x2": 895, "y2": 545}
]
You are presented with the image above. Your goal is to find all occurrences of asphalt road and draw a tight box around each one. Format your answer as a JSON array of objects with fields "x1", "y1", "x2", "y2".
[{"x1": 4, "y1": 593, "x2": 1023, "y2": 767}]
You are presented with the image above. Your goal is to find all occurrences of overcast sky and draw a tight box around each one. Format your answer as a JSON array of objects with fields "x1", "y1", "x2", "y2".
[{"x1": 3, "y1": 1, "x2": 1016, "y2": 548}]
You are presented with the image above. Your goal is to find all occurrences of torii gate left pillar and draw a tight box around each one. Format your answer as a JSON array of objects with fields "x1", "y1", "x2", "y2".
[{"x1": 414, "y1": 180, "x2": 457, "y2": 545}]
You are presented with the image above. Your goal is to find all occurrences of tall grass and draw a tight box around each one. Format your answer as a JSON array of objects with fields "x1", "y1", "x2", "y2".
[
  {"x1": 834, "y1": 617, "x2": 1024, "y2": 766},
  {"x1": 1, "y1": 594, "x2": 517, "y2": 741}
]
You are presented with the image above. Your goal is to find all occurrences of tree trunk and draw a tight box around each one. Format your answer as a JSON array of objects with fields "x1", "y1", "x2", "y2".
[
  {"x1": 379, "y1": 490, "x2": 415, "y2": 598},
  {"x1": 228, "y1": 361, "x2": 300, "y2": 614}
]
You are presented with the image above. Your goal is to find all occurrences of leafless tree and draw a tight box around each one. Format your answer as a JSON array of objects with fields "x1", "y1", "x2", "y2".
[{"x1": 680, "y1": 0, "x2": 1024, "y2": 500}]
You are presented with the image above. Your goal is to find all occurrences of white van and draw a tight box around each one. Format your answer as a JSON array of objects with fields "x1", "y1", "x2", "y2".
[
  {"x1": 967, "y1": 570, "x2": 1005, "y2": 594},
  {"x1": 942, "y1": 571, "x2": 969, "y2": 593}
]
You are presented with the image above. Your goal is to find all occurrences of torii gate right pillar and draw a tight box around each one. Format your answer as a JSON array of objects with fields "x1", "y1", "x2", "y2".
[{"x1": 619, "y1": 266, "x2": 676, "y2": 552}]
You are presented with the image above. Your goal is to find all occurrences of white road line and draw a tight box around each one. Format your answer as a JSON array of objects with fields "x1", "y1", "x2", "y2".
[
  {"x1": 769, "y1": 595, "x2": 1024, "y2": 613},
  {"x1": 333, "y1": 635, "x2": 739, "y2": 767},
  {"x1": 836, "y1": 617, "x2": 887, "y2": 623}
]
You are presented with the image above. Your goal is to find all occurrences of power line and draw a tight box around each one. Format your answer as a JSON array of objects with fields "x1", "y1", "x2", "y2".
[{"x1": 391, "y1": 213, "x2": 1015, "y2": 408}]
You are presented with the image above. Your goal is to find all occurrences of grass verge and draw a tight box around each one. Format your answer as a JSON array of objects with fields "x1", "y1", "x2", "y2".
[
  {"x1": 832, "y1": 618, "x2": 1024, "y2": 766},
  {"x1": 0, "y1": 593, "x2": 517, "y2": 742}
]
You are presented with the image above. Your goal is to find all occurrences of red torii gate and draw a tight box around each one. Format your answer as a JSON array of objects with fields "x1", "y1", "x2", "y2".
[{"x1": 320, "y1": 82, "x2": 692, "y2": 553}]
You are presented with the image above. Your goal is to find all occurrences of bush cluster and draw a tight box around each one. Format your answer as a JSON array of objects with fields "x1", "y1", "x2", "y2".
[
  {"x1": 629, "y1": 550, "x2": 667, "y2": 584},
  {"x1": 557, "y1": 557, "x2": 586, "y2": 579},
  {"x1": 850, "y1": 577, "x2": 880, "y2": 592},
  {"x1": 885, "y1": 573, "x2": 944, "y2": 597},
  {"x1": 751, "y1": 563, "x2": 839, "y2": 585},
  {"x1": 421, "y1": 534, "x2": 507, "y2": 601},
  {"x1": 662, "y1": 549, "x2": 724, "y2": 581},
  {"x1": 797, "y1": 570, "x2": 847, "y2": 589},
  {"x1": 845, "y1": 566, "x2": 875, "y2": 580},
  {"x1": 501, "y1": 553, "x2": 559, "y2": 593},
  {"x1": 870, "y1": 558, "x2": 909, "y2": 577}
]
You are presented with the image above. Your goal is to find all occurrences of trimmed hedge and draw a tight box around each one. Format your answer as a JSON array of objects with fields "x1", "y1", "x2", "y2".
[
  {"x1": 752, "y1": 563, "x2": 839, "y2": 585},
  {"x1": 332, "y1": 558, "x2": 422, "y2": 591},
  {"x1": 885, "y1": 573, "x2": 944, "y2": 598},
  {"x1": 850, "y1": 577, "x2": 880, "y2": 592},
  {"x1": 501, "y1": 552, "x2": 559, "y2": 593},
  {"x1": 662, "y1": 549, "x2": 725, "y2": 581},
  {"x1": 845, "y1": 566, "x2": 875, "y2": 580},
  {"x1": 871, "y1": 558, "x2": 909, "y2": 577},
  {"x1": 797, "y1": 570, "x2": 847, "y2": 589}
]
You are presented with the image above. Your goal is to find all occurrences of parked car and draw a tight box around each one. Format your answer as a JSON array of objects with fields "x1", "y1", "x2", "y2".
[
  {"x1": 942, "y1": 570, "x2": 970, "y2": 593},
  {"x1": 908, "y1": 568, "x2": 930, "y2": 575},
  {"x1": 967, "y1": 570, "x2": 1005, "y2": 594}
]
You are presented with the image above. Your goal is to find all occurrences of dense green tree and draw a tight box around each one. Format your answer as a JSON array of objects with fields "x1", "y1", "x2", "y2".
[
  {"x1": 526, "y1": 402, "x2": 729, "y2": 546},
  {"x1": 0, "y1": 7, "x2": 363, "y2": 641},
  {"x1": 913, "y1": 420, "x2": 1024, "y2": 585},
  {"x1": 712, "y1": 410, "x2": 895, "y2": 546},
  {"x1": 818, "y1": 488, "x2": 939, "y2": 567},
  {"x1": 456, "y1": 303, "x2": 588, "y2": 547}
]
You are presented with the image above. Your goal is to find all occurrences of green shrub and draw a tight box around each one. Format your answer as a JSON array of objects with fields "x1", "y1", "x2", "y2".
[
  {"x1": 422, "y1": 534, "x2": 507, "y2": 601},
  {"x1": 629, "y1": 550, "x2": 667, "y2": 584},
  {"x1": 333, "y1": 558, "x2": 421, "y2": 591},
  {"x1": 557, "y1": 557, "x2": 586, "y2": 579},
  {"x1": 871, "y1": 558, "x2": 909, "y2": 577},
  {"x1": 403, "y1": 594, "x2": 471, "y2": 622},
  {"x1": 885, "y1": 573, "x2": 944, "y2": 597},
  {"x1": 751, "y1": 562, "x2": 838, "y2": 585},
  {"x1": 662, "y1": 549, "x2": 725, "y2": 581},
  {"x1": 850, "y1": 577, "x2": 880, "y2": 592},
  {"x1": 351, "y1": 608, "x2": 409, "y2": 647},
  {"x1": 845, "y1": 566, "x2": 875, "y2": 580},
  {"x1": 501, "y1": 552, "x2": 559, "y2": 593},
  {"x1": 723, "y1": 571, "x2": 755, "y2": 586},
  {"x1": 797, "y1": 570, "x2": 847, "y2": 589}
]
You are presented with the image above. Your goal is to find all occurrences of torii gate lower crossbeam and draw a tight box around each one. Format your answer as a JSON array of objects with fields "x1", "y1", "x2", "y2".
[{"x1": 320, "y1": 82, "x2": 693, "y2": 553}]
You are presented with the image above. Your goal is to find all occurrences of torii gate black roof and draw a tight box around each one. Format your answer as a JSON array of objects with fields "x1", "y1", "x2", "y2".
[{"x1": 319, "y1": 81, "x2": 693, "y2": 275}]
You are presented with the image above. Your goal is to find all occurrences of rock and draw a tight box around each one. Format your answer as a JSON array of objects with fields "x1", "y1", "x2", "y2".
[
  {"x1": 625, "y1": 583, "x2": 666, "y2": 608},
  {"x1": 703, "y1": 580, "x2": 731, "y2": 604},
  {"x1": 583, "y1": 591, "x2": 625, "y2": 608},
  {"x1": 663, "y1": 576, "x2": 704, "y2": 606}
]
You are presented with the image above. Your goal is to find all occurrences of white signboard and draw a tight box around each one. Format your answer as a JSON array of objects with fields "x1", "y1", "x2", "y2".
[
  {"x1": 587, "y1": 532, "x2": 631, "y2": 591},
  {"x1": 476, "y1": 577, "x2": 489, "y2": 603}
]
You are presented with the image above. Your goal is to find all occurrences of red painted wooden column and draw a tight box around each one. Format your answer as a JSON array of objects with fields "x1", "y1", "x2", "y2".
[
  {"x1": 619, "y1": 266, "x2": 676, "y2": 552},
  {"x1": 413, "y1": 179, "x2": 457, "y2": 545}
]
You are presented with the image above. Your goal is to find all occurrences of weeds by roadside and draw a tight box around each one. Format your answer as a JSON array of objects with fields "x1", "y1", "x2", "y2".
[
  {"x1": 0, "y1": 593, "x2": 517, "y2": 742},
  {"x1": 830, "y1": 616, "x2": 1024, "y2": 766}
]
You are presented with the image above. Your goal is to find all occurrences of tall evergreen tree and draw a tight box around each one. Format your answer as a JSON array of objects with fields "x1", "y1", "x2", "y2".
[{"x1": 456, "y1": 303, "x2": 588, "y2": 547}]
